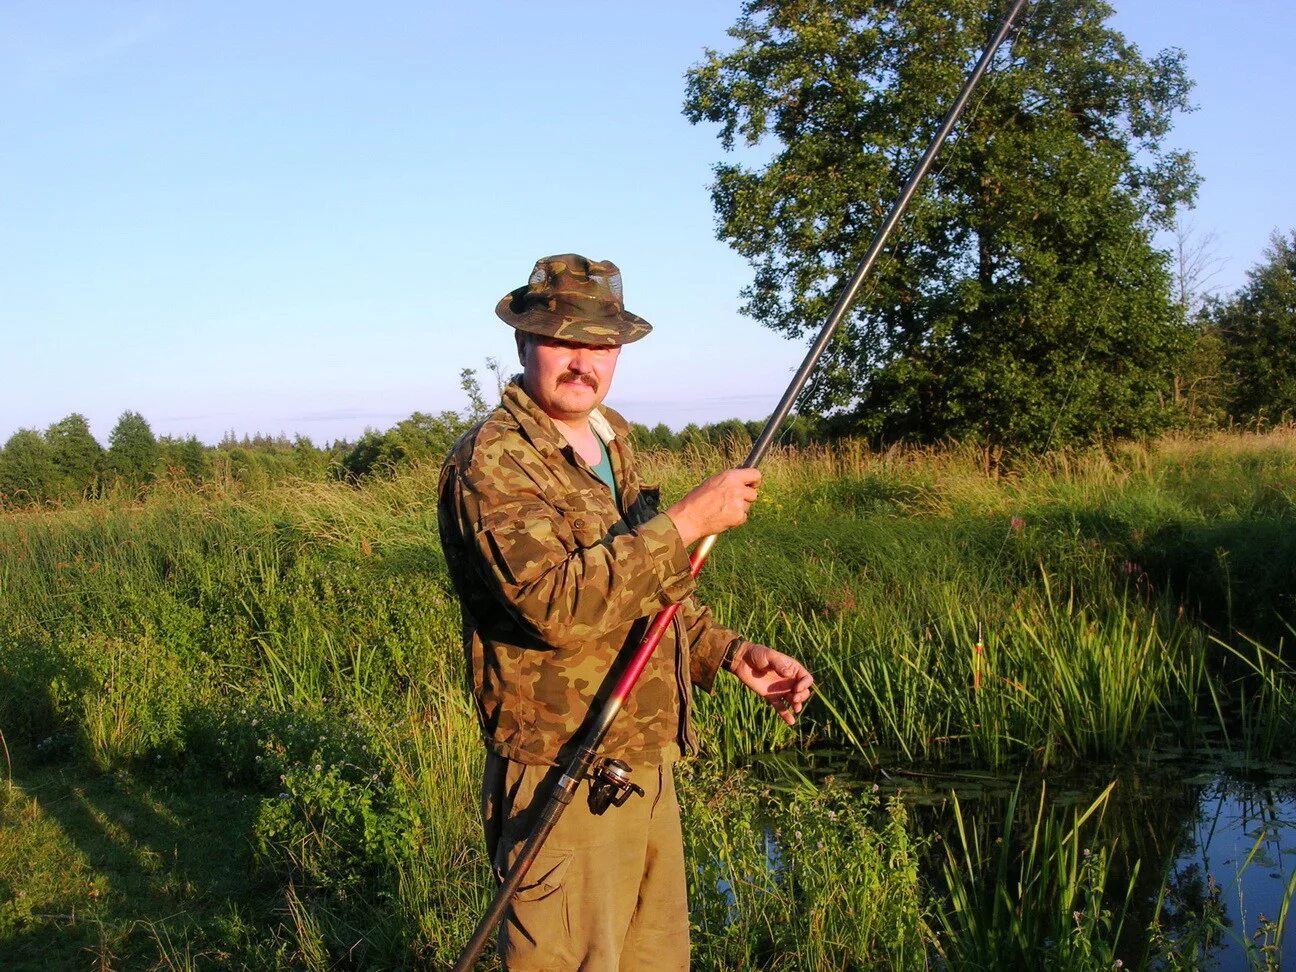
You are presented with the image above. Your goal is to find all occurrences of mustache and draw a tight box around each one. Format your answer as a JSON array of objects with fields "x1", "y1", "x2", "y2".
[{"x1": 558, "y1": 371, "x2": 598, "y2": 391}]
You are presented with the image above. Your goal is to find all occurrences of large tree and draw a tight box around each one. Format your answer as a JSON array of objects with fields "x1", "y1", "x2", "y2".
[
  {"x1": 105, "y1": 411, "x2": 160, "y2": 486},
  {"x1": 0, "y1": 429, "x2": 58, "y2": 505},
  {"x1": 1212, "y1": 230, "x2": 1296, "y2": 423},
  {"x1": 685, "y1": 0, "x2": 1198, "y2": 449},
  {"x1": 46, "y1": 413, "x2": 103, "y2": 499}
]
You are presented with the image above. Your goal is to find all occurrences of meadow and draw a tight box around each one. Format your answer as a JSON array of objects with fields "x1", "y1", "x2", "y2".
[{"x1": 1, "y1": 428, "x2": 1294, "y2": 969}]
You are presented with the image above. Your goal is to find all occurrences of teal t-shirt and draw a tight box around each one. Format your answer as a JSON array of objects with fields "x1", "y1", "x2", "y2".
[{"x1": 590, "y1": 436, "x2": 619, "y2": 506}]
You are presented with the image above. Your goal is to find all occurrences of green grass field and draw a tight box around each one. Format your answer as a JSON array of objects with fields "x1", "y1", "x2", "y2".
[{"x1": 2, "y1": 429, "x2": 1294, "y2": 969}]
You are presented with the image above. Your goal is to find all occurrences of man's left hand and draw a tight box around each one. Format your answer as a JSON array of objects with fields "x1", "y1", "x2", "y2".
[{"x1": 728, "y1": 643, "x2": 814, "y2": 727}]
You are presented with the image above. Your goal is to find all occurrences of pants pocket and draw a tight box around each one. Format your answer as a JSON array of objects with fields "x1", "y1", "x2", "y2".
[
  {"x1": 512, "y1": 849, "x2": 571, "y2": 903},
  {"x1": 502, "y1": 848, "x2": 575, "y2": 968}
]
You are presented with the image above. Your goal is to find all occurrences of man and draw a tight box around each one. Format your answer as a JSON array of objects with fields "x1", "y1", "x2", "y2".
[{"x1": 437, "y1": 254, "x2": 814, "y2": 970}]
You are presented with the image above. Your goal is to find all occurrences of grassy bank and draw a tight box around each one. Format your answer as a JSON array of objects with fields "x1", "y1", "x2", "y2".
[{"x1": 2, "y1": 429, "x2": 1294, "y2": 967}]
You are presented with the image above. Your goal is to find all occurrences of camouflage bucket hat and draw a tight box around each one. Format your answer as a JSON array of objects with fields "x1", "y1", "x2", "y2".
[{"x1": 495, "y1": 253, "x2": 652, "y2": 347}]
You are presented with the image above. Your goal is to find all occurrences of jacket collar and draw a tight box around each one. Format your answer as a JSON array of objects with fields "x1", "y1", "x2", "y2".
[
  {"x1": 589, "y1": 408, "x2": 617, "y2": 444},
  {"x1": 498, "y1": 379, "x2": 639, "y2": 514},
  {"x1": 499, "y1": 378, "x2": 619, "y2": 456}
]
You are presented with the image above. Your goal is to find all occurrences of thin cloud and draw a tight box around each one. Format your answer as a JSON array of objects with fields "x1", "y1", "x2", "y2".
[
  {"x1": 290, "y1": 409, "x2": 406, "y2": 424},
  {"x1": 6, "y1": 13, "x2": 166, "y2": 87}
]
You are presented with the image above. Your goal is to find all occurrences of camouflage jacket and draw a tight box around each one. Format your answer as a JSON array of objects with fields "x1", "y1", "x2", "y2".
[{"x1": 437, "y1": 381, "x2": 742, "y2": 766}]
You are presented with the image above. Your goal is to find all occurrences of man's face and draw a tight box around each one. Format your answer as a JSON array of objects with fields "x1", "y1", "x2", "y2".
[{"x1": 518, "y1": 333, "x2": 621, "y2": 422}]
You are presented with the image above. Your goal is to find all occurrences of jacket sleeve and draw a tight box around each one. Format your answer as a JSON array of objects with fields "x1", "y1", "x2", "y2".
[
  {"x1": 605, "y1": 429, "x2": 744, "y2": 690},
  {"x1": 454, "y1": 456, "x2": 697, "y2": 646},
  {"x1": 677, "y1": 593, "x2": 744, "y2": 692}
]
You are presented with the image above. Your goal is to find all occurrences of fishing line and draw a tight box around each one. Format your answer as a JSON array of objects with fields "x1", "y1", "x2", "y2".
[
  {"x1": 756, "y1": 3, "x2": 1047, "y2": 710},
  {"x1": 755, "y1": 9, "x2": 1056, "y2": 768},
  {"x1": 755, "y1": 9, "x2": 1038, "y2": 714},
  {"x1": 959, "y1": 249, "x2": 1157, "y2": 744},
  {"x1": 772, "y1": 0, "x2": 1044, "y2": 631}
]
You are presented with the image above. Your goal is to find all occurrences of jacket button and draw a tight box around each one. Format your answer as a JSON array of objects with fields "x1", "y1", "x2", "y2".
[{"x1": 574, "y1": 519, "x2": 585, "y2": 529}]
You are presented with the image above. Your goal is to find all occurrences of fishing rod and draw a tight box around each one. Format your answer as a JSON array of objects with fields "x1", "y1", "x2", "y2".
[{"x1": 452, "y1": 2, "x2": 1028, "y2": 966}]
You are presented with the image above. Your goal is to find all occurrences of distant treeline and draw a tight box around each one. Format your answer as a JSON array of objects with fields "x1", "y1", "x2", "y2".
[
  {"x1": 0, "y1": 410, "x2": 341, "y2": 507},
  {"x1": 0, "y1": 401, "x2": 819, "y2": 509},
  {"x1": 3, "y1": 228, "x2": 1292, "y2": 509}
]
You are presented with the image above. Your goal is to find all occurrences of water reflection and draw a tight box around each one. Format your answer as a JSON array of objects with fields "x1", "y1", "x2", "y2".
[
  {"x1": 1160, "y1": 774, "x2": 1296, "y2": 968},
  {"x1": 780, "y1": 752, "x2": 1296, "y2": 968}
]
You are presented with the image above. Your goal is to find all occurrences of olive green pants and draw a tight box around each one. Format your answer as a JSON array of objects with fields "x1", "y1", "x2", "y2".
[{"x1": 482, "y1": 753, "x2": 690, "y2": 971}]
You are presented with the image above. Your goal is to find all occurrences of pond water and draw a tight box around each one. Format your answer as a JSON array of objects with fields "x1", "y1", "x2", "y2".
[
  {"x1": 766, "y1": 748, "x2": 1296, "y2": 968},
  {"x1": 900, "y1": 758, "x2": 1296, "y2": 969},
  {"x1": 1167, "y1": 772, "x2": 1296, "y2": 968}
]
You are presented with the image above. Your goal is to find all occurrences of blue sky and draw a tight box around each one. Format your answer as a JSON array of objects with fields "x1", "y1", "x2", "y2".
[{"x1": 3, "y1": 1, "x2": 1293, "y2": 445}]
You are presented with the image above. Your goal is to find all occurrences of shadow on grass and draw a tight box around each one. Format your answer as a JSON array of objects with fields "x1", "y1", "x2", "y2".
[
  {"x1": 1134, "y1": 517, "x2": 1296, "y2": 647},
  {"x1": 0, "y1": 741, "x2": 278, "y2": 969},
  {"x1": 956, "y1": 504, "x2": 1295, "y2": 650}
]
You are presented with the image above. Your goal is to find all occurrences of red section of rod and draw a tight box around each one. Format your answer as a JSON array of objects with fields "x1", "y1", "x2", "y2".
[
  {"x1": 609, "y1": 603, "x2": 680, "y2": 703},
  {"x1": 608, "y1": 544, "x2": 711, "y2": 703}
]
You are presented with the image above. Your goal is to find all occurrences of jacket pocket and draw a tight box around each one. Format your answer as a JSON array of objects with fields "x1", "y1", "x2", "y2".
[{"x1": 555, "y1": 487, "x2": 616, "y2": 548}]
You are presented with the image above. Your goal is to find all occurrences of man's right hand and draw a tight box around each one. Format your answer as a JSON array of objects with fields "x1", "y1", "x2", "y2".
[{"x1": 665, "y1": 467, "x2": 762, "y2": 546}]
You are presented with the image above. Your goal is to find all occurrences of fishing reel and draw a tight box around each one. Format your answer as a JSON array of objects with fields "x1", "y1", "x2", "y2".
[{"x1": 587, "y1": 758, "x2": 645, "y2": 815}]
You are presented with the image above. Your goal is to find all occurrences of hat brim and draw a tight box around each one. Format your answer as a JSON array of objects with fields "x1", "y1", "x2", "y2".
[{"x1": 495, "y1": 287, "x2": 652, "y2": 347}]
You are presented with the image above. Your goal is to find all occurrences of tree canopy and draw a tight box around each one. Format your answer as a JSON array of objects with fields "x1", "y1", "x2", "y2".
[
  {"x1": 0, "y1": 430, "x2": 57, "y2": 504},
  {"x1": 105, "y1": 410, "x2": 160, "y2": 486},
  {"x1": 46, "y1": 413, "x2": 103, "y2": 498},
  {"x1": 685, "y1": 0, "x2": 1198, "y2": 449},
  {"x1": 1213, "y1": 230, "x2": 1296, "y2": 423}
]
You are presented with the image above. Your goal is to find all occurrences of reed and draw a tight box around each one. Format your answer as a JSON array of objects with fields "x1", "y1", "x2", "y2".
[
  {"x1": 936, "y1": 781, "x2": 1138, "y2": 969},
  {"x1": 681, "y1": 763, "x2": 935, "y2": 970},
  {"x1": 1212, "y1": 626, "x2": 1296, "y2": 757}
]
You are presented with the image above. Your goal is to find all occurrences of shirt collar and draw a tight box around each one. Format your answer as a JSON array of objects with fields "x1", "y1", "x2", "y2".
[{"x1": 588, "y1": 408, "x2": 616, "y2": 444}]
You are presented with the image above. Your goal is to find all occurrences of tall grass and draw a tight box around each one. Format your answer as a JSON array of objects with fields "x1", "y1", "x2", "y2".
[
  {"x1": 699, "y1": 556, "x2": 1212, "y2": 769},
  {"x1": 681, "y1": 763, "x2": 934, "y2": 970},
  {"x1": 1211, "y1": 625, "x2": 1296, "y2": 758},
  {"x1": 937, "y1": 781, "x2": 1138, "y2": 969},
  {"x1": 681, "y1": 429, "x2": 1295, "y2": 769},
  {"x1": 1, "y1": 428, "x2": 1294, "y2": 965}
]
